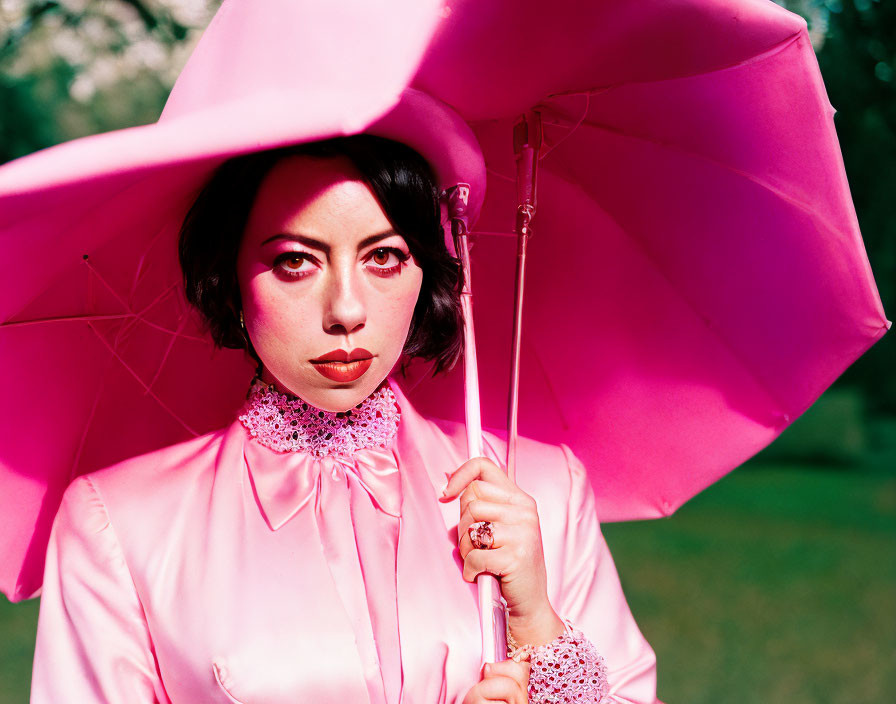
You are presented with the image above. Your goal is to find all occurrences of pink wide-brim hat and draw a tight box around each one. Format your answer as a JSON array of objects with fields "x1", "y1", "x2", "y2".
[{"x1": 0, "y1": 0, "x2": 484, "y2": 601}]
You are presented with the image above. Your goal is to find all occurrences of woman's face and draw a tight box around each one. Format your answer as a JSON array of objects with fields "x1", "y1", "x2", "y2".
[{"x1": 236, "y1": 154, "x2": 424, "y2": 411}]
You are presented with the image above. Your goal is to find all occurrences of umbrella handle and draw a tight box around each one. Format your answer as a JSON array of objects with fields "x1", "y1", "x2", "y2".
[
  {"x1": 478, "y1": 577, "x2": 507, "y2": 666},
  {"x1": 448, "y1": 113, "x2": 542, "y2": 665},
  {"x1": 454, "y1": 225, "x2": 484, "y2": 459},
  {"x1": 448, "y1": 202, "x2": 508, "y2": 666}
]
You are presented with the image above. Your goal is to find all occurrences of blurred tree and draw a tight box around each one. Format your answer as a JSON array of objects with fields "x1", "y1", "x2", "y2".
[
  {"x1": 818, "y1": 0, "x2": 895, "y2": 415},
  {"x1": 779, "y1": 0, "x2": 896, "y2": 416},
  {"x1": 0, "y1": 0, "x2": 219, "y2": 162}
]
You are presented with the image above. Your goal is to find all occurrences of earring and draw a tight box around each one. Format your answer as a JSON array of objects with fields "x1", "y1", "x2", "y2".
[{"x1": 238, "y1": 310, "x2": 252, "y2": 349}]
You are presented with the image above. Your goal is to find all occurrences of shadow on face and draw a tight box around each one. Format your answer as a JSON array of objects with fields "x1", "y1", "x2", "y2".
[
  {"x1": 179, "y1": 135, "x2": 464, "y2": 411},
  {"x1": 236, "y1": 155, "x2": 424, "y2": 411}
]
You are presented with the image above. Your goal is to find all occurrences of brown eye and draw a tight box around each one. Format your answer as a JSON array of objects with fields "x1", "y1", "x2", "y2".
[
  {"x1": 364, "y1": 246, "x2": 409, "y2": 277},
  {"x1": 273, "y1": 252, "x2": 316, "y2": 278}
]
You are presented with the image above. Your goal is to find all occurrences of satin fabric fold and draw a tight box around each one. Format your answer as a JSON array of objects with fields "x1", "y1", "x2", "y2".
[
  {"x1": 390, "y1": 382, "x2": 485, "y2": 703},
  {"x1": 31, "y1": 375, "x2": 659, "y2": 703},
  {"x1": 243, "y1": 439, "x2": 403, "y2": 704},
  {"x1": 241, "y1": 381, "x2": 485, "y2": 704},
  {"x1": 244, "y1": 442, "x2": 402, "y2": 530}
]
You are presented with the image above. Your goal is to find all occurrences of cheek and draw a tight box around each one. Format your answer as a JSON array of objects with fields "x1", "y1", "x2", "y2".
[
  {"x1": 240, "y1": 275, "x2": 317, "y2": 351},
  {"x1": 256, "y1": 300, "x2": 315, "y2": 343},
  {"x1": 393, "y1": 279, "x2": 422, "y2": 322},
  {"x1": 374, "y1": 272, "x2": 422, "y2": 341},
  {"x1": 396, "y1": 269, "x2": 424, "y2": 323}
]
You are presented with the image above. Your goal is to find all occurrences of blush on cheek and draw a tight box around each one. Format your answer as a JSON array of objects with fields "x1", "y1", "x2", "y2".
[
  {"x1": 248, "y1": 303, "x2": 315, "y2": 358},
  {"x1": 372, "y1": 290, "x2": 419, "y2": 358},
  {"x1": 393, "y1": 289, "x2": 418, "y2": 314},
  {"x1": 250, "y1": 311, "x2": 290, "y2": 343},
  {"x1": 387, "y1": 294, "x2": 419, "y2": 332}
]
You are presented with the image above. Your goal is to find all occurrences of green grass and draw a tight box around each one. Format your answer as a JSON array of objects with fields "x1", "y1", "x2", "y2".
[
  {"x1": 2, "y1": 463, "x2": 894, "y2": 703},
  {"x1": 603, "y1": 463, "x2": 896, "y2": 704},
  {"x1": 0, "y1": 598, "x2": 37, "y2": 703}
]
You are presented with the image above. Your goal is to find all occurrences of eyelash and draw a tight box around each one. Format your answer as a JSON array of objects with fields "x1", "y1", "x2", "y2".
[
  {"x1": 273, "y1": 252, "x2": 316, "y2": 279},
  {"x1": 366, "y1": 247, "x2": 410, "y2": 278},
  {"x1": 272, "y1": 247, "x2": 410, "y2": 279}
]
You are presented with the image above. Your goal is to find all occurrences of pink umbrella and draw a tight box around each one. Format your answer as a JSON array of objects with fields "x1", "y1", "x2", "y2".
[
  {"x1": 402, "y1": 0, "x2": 891, "y2": 524},
  {"x1": 0, "y1": 0, "x2": 888, "y2": 666}
]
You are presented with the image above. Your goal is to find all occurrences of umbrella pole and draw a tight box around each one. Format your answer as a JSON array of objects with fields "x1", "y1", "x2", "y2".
[
  {"x1": 506, "y1": 111, "x2": 542, "y2": 484},
  {"x1": 453, "y1": 233, "x2": 484, "y2": 460},
  {"x1": 447, "y1": 187, "x2": 507, "y2": 666}
]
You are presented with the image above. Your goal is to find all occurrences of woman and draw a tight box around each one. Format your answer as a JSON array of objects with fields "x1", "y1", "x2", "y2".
[{"x1": 30, "y1": 135, "x2": 659, "y2": 703}]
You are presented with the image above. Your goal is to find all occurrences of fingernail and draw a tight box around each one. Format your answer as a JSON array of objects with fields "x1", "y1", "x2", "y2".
[
  {"x1": 438, "y1": 482, "x2": 450, "y2": 500},
  {"x1": 482, "y1": 662, "x2": 491, "y2": 676}
]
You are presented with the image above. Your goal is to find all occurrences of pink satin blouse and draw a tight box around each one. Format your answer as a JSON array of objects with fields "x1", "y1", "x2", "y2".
[{"x1": 30, "y1": 378, "x2": 659, "y2": 703}]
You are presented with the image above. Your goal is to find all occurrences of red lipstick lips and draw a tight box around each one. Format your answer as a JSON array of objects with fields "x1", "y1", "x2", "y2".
[{"x1": 310, "y1": 348, "x2": 373, "y2": 383}]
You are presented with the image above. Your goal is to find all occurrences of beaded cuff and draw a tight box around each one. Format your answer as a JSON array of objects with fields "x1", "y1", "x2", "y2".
[{"x1": 507, "y1": 617, "x2": 610, "y2": 703}]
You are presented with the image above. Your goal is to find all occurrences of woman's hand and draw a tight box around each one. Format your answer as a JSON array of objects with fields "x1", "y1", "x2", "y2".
[
  {"x1": 462, "y1": 659, "x2": 530, "y2": 704},
  {"x1": 440, "y1": 457, "x2": 565, "y2": 645}
]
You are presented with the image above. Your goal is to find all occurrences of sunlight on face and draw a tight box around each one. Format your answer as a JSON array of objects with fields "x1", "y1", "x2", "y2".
[{"x1": 236, "y1": 155, "x2": 424, "y2": 411}]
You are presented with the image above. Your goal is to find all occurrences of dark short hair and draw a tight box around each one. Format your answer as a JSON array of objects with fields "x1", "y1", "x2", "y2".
[{"x1": 178, "y1": 135, "x2": 464, "y2": 376}]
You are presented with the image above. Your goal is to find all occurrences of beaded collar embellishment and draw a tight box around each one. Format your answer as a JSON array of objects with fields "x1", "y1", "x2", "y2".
[{"x1": 238, "y1": 377, "x2": 400, "y2": 458}]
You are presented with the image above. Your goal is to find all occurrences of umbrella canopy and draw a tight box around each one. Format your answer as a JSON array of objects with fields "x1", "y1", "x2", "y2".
[
  {"x1": 403, "y1": 0, "x2": 892, "y2": 520},
  {"x1": 0, "y1": 0, "x2": 889, "y2": 604}
]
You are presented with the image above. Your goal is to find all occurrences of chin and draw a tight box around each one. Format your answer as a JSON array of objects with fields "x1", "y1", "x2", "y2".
[
  {"x1": 262, "y1": 361, "x2": 392, "y2": 412},
  {"x1": 310, "y1": 391, "x2": 368, "y2": 413}
]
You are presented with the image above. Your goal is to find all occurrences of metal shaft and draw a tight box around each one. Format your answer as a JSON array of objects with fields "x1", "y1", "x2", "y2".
[
  {"x1": 454, "y1": 225, "x2": 484, "y2": 459},
  {"x1": 506, "y1": 111, "x2": 542, "y2": 482},
  {"x1": 447, "y1": 186, "x2": 507, "y2": 665}
]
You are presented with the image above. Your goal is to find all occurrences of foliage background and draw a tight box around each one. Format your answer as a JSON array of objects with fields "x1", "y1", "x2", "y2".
[{"x1": 0, "y1": 1, "x2": 893, "y2": 702}]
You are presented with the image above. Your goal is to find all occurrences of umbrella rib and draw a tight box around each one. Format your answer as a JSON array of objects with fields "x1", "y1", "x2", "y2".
[
  {"x1": 401, "y1": 358, "x2": 438, "y2": 395},
  {"x1": 0, "y1": 168, "x2": 150, "y2": 315},
  {"x1": 73, "y1": 265, "x2": 207, "y2": 341},
  {"x1": 135, "y1": 281, "x2": 181, "y2": 319},
  {"x1": 128, "y1": 314, "x2": 207, "y2": 342},
  {"x1": 0, "y1": 308, "x2": 205, "y2": 341},
  {"x1": 83, "y1": 257, "x2": 132, "y2": 312},
  {"x1": 486, "y1": 167, "x2": 515, "y2": 184},
  {"x1": 545, "y1": 31, "x2": 804, "y2": 97},
  {"x1": 524, "y1": 339, "x2": 571, "y2": 432},
  {"x1": 79, "y1": 256, "x2": 175, "y2": 340},
  {"x1": 133, "y1": 283, "x2": 209, "y2": 342},
  {"x1": 66, "y1": 352, "x2": 116, "y2": 484},
  {"x1": 129, "y1": 218, "x2": 175, "y2": 301},
  {"x1": 470, "y1": 231, "x2": 517, "y2": 239},
  {"x1": 83, "y1": 260, "x2": 197, "y2": 339},
  {"x1": 539, "y1": 93, "x2": 590, "y2": 162},
  {"x1": 582, "y1": 116, "x2": 850, "y2": 250},
  {"x1": 1, "y1": 268, "x2": 199, "y2": 339},
  {"x1": 547, "y1": 167, "x2": 792, "y2": 416},
  {"x1": 145, "y1": 309, "x2": 189, "y2": 392},
  {"x1": 116, "y1": 286, "x2": 163, "y2": 339},
  {"x1": 486, "y1": 92, "x2": 595, "y2": 183},
  {"x1": 86, "y1": 320, "x2": 199, "y2": 437},
  {"x1": 0, "y1": 313, "x2": 134, "y2": 328}
]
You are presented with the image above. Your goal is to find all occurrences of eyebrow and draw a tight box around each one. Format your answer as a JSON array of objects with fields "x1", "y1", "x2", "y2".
[{"x1": 260, "y1": 229, "x2": 399, "y2": 253}]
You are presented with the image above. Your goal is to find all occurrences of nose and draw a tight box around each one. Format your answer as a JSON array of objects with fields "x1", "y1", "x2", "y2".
[{"x1": 322, "y1": 264, "x2": 366, "y2": 336}]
